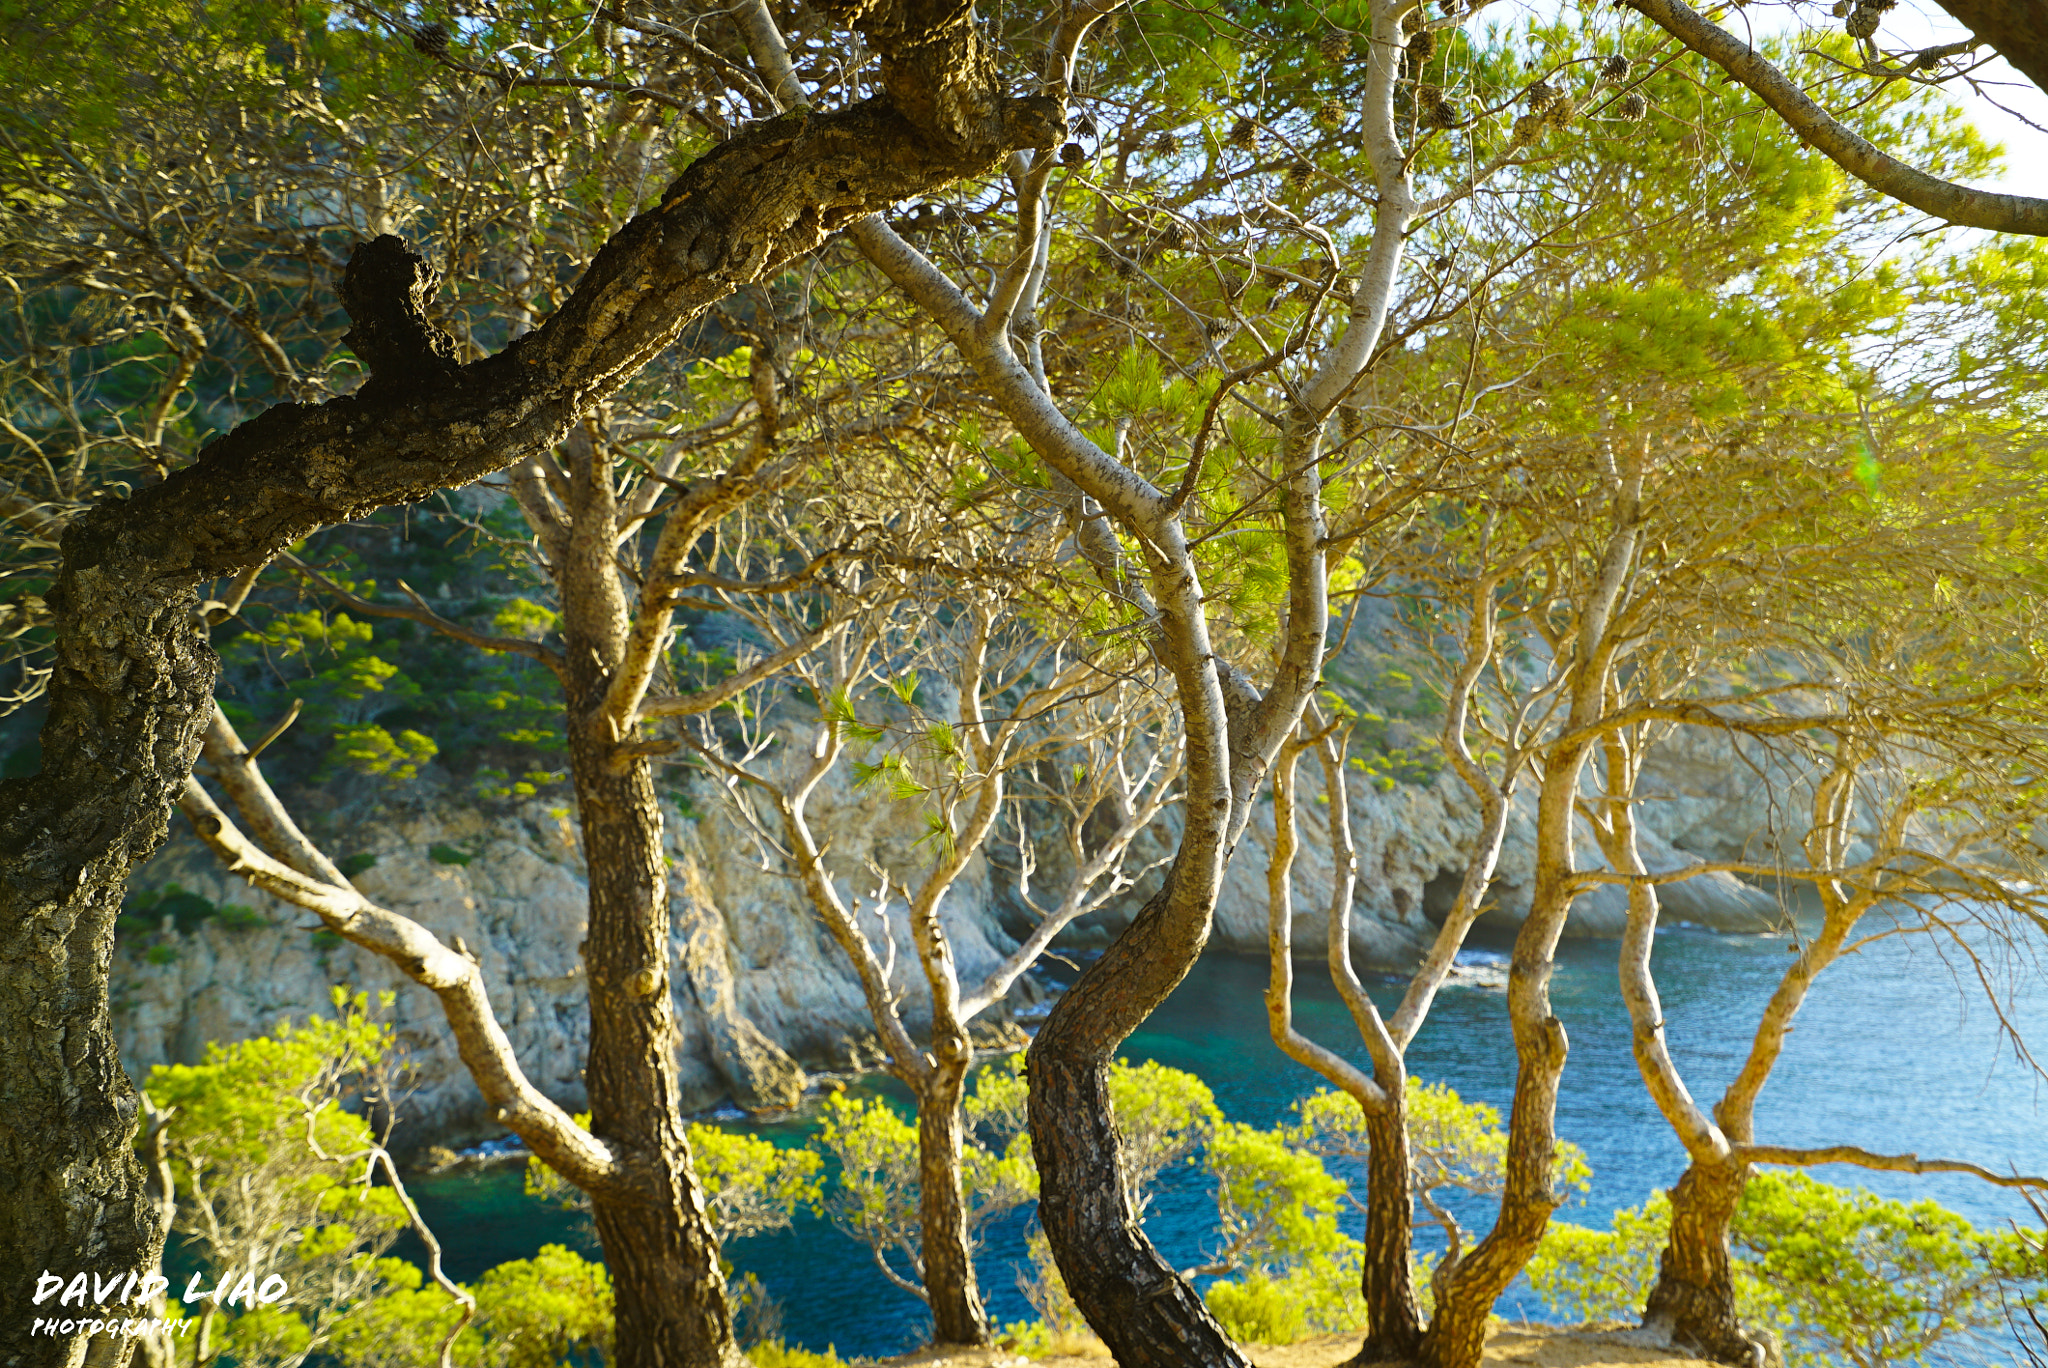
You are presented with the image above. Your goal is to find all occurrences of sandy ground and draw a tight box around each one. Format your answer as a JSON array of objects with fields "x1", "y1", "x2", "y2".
[{"x1": 878, "y1": 1324, "x2": 1719, "y2": 1368}]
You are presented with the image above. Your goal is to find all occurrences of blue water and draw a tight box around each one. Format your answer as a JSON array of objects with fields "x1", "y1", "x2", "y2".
[{"x1": 401, "y1": 918, "x2": 2048, "y2": 1358}]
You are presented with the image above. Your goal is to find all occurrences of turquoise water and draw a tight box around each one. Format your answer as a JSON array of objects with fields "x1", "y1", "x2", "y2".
[{"x1": 399, "y1": 919, "x2": 2048, "y2": 1358}]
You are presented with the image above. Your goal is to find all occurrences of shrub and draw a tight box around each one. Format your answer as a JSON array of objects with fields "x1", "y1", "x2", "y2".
[
  {"x1": 1526, "y1": 1172, "x2": 2048, "y2": 1368},
  {"x1": 747, "y1": 1341, "x2": 845, "y2": 1368}
]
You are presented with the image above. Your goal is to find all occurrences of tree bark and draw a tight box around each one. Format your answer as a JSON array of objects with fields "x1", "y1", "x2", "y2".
[
  {"x1": 1643, "y1": 1161, "x2": 1774, "y2": 1368},
  {"x1": 573, "y1": 734, "x2": 739, "y2": 1368},
  {"x1": 1415, "y1": 746, "x2": 1587, "y2": 1368},
  {"x1": 1029, "y1": 876, "x2": 1247, "y2": 1368},
  {"x1": 916, "y1": 1039, "x2": 986, "y2": 1345},
  {"x1": 1357, "y1": 1101, "x2": 1423, "y2": 1363},
  {"x1": 556, "y1": 424, "x2": 740, "y2": 1368}
]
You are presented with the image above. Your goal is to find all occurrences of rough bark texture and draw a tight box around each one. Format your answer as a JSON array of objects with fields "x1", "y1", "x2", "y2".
[
  {"x1": 1415, "y1": 747, "x2": 1587, "y2": 1368},
  {"x1": 1644, "y1": 1162, "x2": 1776, "y2": 1368},
  {"x1": 916, "y1": 1049, "x2": 986, "y2": 1345},
  {"x1": 1358, "y1": 1103, "x2": 1424, "y2": 1362},
  {"x1": 0, "y1": 9, "x2": 1056, "y2": 1360},
  {"x1": 559, "y1": 434, "x2": 740, "y2": 1368},
  {"x1": 1029, "y1": 878, "x2": 1247, "y2": 1368},
  {"x1": 1934, "y1": 0, "x2": 2048, "y2": 92}
]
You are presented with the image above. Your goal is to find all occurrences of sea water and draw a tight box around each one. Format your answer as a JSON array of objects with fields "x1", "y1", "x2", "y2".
[{"x1": 397, "y1": 917, "x2": 2048, "y2": 1357}]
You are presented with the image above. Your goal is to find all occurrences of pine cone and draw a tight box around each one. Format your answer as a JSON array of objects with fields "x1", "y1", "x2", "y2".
[
  {"x1": 1153, "y1": 131, "x2": 1180, "y2": 157},
  {"x1": 1547, "y1": 93, "x2": 1578, "y2": 126},
  {"x1": 1600, "y1": 53, "x2": 1632, "y2": 82},
  {"x1": 1314, "y1": 98, "x2": 1345, "y2": 129},
  {"x1": 1228, "y1": 115, "x2": 1259, "y2": 151},
  {"x1": 1512, "y1": 111, "x2": 1546, "y2": 142},
  {"x1": 1060, "y1": 142, "x2": 1086, "y2": 167},
  {"x1": 1420, "y1": 86, "x2": 1460, "y2": 129},
  {"x1": 1337, "y1": 406, "x2": 1364, "y2": 441},
  {"x1": 1318, "y1": 31, "x2": 1351, "y2": 64},
  {"x1": 1286, "y1": 159, "x2": 1312, "y2": 186},
  {"x1": 1525, "y1": 79, "x2": 1560, "y2": 112},
  {"x1": 1617, "y1": 91, "x2": 1649, "y2": 122},
  {"x1": 1203, "y1": 315, "x2": 1234, "y2": 340},
  {"x1": 1846, "y1": 3, "x2": 1881, "y2": 39},
  {"x1": 412, "y1": 21, "x2": 451, "y2": 57},
  {"x1": 1408, "y1": 26, "x2": 1437, "y2": 62}
]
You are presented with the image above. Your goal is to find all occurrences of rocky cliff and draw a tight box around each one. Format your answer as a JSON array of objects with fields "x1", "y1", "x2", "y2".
[{"x1": 112, "y1": 725, "x2": 1789, "y2": 1147}]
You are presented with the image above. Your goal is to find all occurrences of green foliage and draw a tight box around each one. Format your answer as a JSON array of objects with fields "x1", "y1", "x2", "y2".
[
  {"x1": 1205, "y1": 1256, "x2": 1367, "y2": 1345},
  {"x1": 815, "y1": 1074, "x2": 1038, "y2": 1295},
  {"x1": 1527, "y1": 1173, "x2": 2048, "y2": 1368},
  {"x1": 526, "y1": 1114, "x2": 820, "y2": 1246},
  {"x1": 693, "y1": 1126, "x2": 826, "y2": 1241},
  {"x1": 221, "y1": 612, "x2": 439, "y2": 785},
  {"x1": 1198, "y1": 1128, "x2": 1369, "y2": 1345},
  {"x1": 428, "y1": 844, "x2": 476, "y2": 867},
  {"x1": 1292, "y1": 1081, "x2": 1590, "y2": 1230},
  {"x1": 142, "y1": 989, "x2": 413, "y2": 1365},
  {"x1": 1739, "y1": 1171, "x2": 2048, "y2": 1368},
  {"x1": 1524, "y1": 1190, "x2": 1672, "y2": 1323},
  {"x1": 120, "y1": 882, "x2": 268, "y2": 937},
  {"x1": 330, "y1": 724, "x2": 439, "y2": 784},
  {"x1": 1204, "y1": 1123, "x2": 1355, "y2": 1276},
  {"x1": 328, "y1": 1245, "x2": 614, "y2": 1368},
  {"x1": 747, "y1": 1342, "x2": 846, "y2": 1368},
  {"x1": 1106, "y1": 1058, "x2": 1223, "y2": 1214}
]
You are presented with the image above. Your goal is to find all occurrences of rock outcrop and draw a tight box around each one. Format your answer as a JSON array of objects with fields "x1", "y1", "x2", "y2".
[{"x1": 112, "y1": 722, "x2": 1793, "y2": 1146}]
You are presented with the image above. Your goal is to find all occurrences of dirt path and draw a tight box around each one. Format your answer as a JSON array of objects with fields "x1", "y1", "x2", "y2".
[{"x1": 878, "y1": 1324, "x2": 1719, "y2": 1368}]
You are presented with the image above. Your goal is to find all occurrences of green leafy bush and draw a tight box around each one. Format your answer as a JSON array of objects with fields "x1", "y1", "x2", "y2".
[
  {"x1": 143, "y1": 990, "x2": 414, "y2": 1365},
  {"x1": 1526, "y1": 1172, "x2": 2048, "y2": 1368},
  {"x1": 746, "y1": 1341, "x2": 845, "y2": 1368},
  {"x1": 328, "y1": 1244, "x2": 614, "y2": 1368}
]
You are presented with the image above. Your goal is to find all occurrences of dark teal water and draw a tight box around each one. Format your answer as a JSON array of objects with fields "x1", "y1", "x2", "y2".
[{"x1": 400, "y1": 920, "x2": 2048, "y2": 1358}]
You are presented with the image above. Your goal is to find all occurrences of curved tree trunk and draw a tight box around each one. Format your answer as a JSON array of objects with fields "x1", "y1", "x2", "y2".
[
  {"x1": 916, "y1": 1035, "x2": 987, "y2": 1345},
  {"x1": 1644, "y1": 1161, "x2": 1774, "y2": 1367},
  {"x1": 1028, "y1": 876, "x2": 1247, "y2": 1368},
  {"x1": 1416, "y1": 751, "x2": 1587, "y2": 1368}
]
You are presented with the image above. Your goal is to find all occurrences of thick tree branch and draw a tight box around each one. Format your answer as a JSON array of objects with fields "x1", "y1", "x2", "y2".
[
  {"x1": 1620, "y1": 0, "x2": 2048, "y2": 233},
  {"x1": 176, "y1": 780, "x2": 620, "y2": 1194},
  {"x1": 0, "y1": 7, "x2": 1060, "y2": 1340}
]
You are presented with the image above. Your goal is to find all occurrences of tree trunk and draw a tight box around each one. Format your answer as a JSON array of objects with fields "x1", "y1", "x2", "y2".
[
  {"x1": 0, "y1": 12, "x2": 1055, "y2": 1358},
  {"x1": 1416, "y1": 747, "x2": 1588, "y2": 1368},
  {"x1": 916, "y1": 1035, "x2": 987, "y2": 1345},
  {"x1": 554, "y1": 424, "x2": 738, "y2": 1368},
  {"x1": 0, "y1": 525, "x2": 200, "y2": 1368},
  {"x1": 1356, "y1": 1099, "x2": 1424, "y2": 1363},
  {"x1": 1643, "y1": 1160, "x2": 1774, "y2": 1367},
  {"x1": 569, "y1": 717, "x2": 739, "y2": 1368},
  {"x1": 1028, "y1": 876, "x2": 1248, "y2": 1368}
]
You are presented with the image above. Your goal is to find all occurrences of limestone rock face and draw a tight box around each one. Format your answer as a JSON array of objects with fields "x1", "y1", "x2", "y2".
[
  {"x1": 111, "y1": 726, "x2": 1794, "y2": 1144},
  {"x1": 1060, "y1": 736, "x2": 1788, "y2": 968},
  {"x1": 113, "y1": 761, "x2": 1036, "y2": 1147}
]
